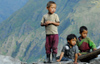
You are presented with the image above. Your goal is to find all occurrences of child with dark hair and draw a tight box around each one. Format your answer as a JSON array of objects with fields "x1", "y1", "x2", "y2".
[
  {"x1": 41, "y1": 1, "x2": 60, "y2": 63},
  {"x1": 57, "y1": 34, "x2": 79, "y2": 64},
  {"x1": 77, "y1": 26, "x2": 97, "y2": 55}
]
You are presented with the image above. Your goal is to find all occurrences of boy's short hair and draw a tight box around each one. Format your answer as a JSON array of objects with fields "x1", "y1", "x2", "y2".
[
  {"x1": 47, "y1": 1, "x2": 56, "y2": 8},
  {"x1": 80, "y1": 26, "x2": 88, "y2": 33},
  {"x1": 67, "y1": 34, "x2": 77, "y2": 41}
]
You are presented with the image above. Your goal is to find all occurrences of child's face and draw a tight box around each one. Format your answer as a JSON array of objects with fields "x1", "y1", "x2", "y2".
[
  {"x1": 47, "y1": 4, "x2": 56, "y2": 14},
  {"x1": 68, "y1": 37, "x2": 77, "y2": 46},
  {"x1": 80, "y1": 30, "x2": 88, "y2": 38}
]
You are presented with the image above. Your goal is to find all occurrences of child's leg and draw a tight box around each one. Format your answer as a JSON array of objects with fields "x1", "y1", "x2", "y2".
[
  {"x1": 45, "y1": 35, "x2": 52, "y2": 54},
  {"x1": 61, "y1": 57, "x2": 72, "y2": 61},
  {"x1": 56, "y1": 56, "x2": 72, "y2": 61},
  {"x1": 44, "y1": 35, "x2": 52, "y2": 63},
  {"x1": 52, "y1": 34, "x2": 59, "y2": 54},
  {"x1": 51, "y1": 34, "x2": 59, "y2": 62}
]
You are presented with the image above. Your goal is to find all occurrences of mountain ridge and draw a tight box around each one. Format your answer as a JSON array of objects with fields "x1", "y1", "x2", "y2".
[{"x1": 0, "y1": 0, "x2": 28, "y2": 23}]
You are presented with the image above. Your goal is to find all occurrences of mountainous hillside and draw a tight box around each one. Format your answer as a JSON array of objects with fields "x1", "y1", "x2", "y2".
[
  {"x1": 0, "y1": 0, "x2": 28, "y2": 23},
  {"x1": 0, "y1": 0, "x2": 100, "y2": 63},
  {"x1": 60, "y1": 0, "x2": 100, "y2": 45}
]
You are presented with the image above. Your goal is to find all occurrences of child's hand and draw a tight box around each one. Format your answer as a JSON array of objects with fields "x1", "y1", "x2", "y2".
[
  {"x1": 78, "y1": 53, "x2": 82, "y2": 56},
  {"x1": 45, "y1": 21, "x2": 52, "y2": 25},
  {"x1": 56, "y1": 59, "x2": 61, "y2": 62},
  {"x1": 93, "y1": 48, "x2": 97, "y2": 51},
  {"x1": 73, "y1": 62, "x2": 78, "y2": 64}
]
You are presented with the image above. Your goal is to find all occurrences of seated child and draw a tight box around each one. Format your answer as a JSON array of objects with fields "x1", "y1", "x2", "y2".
[
  {"x1": 77, "y1": 26, "x2": 97, "y2": 55},
  {"x1": 57, "y1": 34, "x2": 79, "y2": 64}
]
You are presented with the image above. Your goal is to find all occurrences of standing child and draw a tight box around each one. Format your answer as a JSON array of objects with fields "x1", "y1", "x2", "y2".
[
  {"x1": 77, "y1": 26, "x2": 97, "y2": 55},
  {"x1": 57, "y1": 34, "x2": 79, "y2": 64},
  {"x1": 41, "y1": 1, "x2": 60, "y2": 63}
]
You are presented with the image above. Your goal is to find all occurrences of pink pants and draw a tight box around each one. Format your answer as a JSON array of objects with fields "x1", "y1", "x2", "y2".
[{"x1": 45, "y1": 34, "x2": 59, "y2": 54}]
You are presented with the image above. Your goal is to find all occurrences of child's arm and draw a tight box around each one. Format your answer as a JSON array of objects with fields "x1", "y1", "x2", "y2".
[
  {"x1": 78, "y1": 53, "x2": 82, "y2": 56},
  {"x1": 41, "y1": 16, "x2": 52, "y2": 26},
  {"x1": 45, "y1": 21, "x2": 60, "y2": 26},
  {"x1": 41, "y1": 21, "x2": 53, "y2": 26},
  {"x1": 51, "y1": 21, "x2": 60, "y2": 26},
  {"x1": 57, "y1": 52, "x2": 64, "y2": 62},
  {"x1": 41, "y1": 21, "x2": 54, "y2": 26},
  {"x1": 74, "y1": 53, "x2": 78, "y2": 64},
  {"x1": 88, "y1": 38, "x2": 97, "y2": 51},
  {"x1": 41, "y1": 23, "x2": 48, "y2": 26},
  {"x1": 93, "y1": 48, "x2": 97, "y2": 51},
  {"x1": 41, "y1": 21, "x2": 60, "y2": 26}
]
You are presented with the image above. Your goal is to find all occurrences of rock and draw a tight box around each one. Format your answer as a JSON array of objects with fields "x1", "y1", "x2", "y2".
[
  {"x1": 32, "y1": 58, "x2": 100, "y2": 64},
  {"x1": 32, "y1": 61, "x2": 88, "y2": 64},
  {"x1": 0, "y1": 55, "x2": 100, "y2": 64},
  {"x1": 0, "y1": 55, "x2": 21, "y2": 64},
  {"x1": 21, "y1": 62, "x2": 27, "y2": 64}
]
